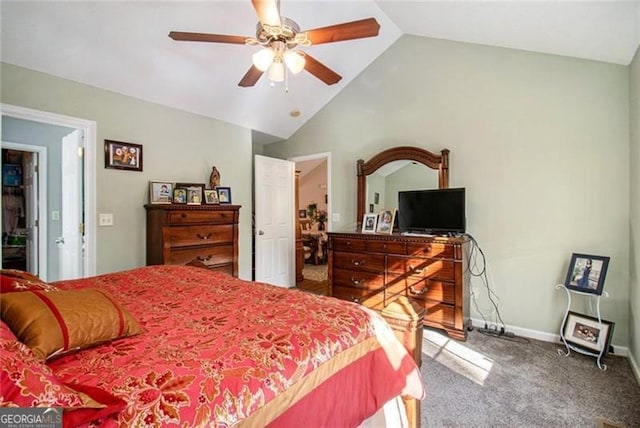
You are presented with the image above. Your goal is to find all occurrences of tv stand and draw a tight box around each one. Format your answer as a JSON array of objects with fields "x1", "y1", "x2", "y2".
[{"x1": 327, "y1": 232, "x2": 470, "y2": 341}]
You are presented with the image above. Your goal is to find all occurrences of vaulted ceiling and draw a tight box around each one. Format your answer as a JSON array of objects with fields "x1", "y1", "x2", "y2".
[{"x1": 2, "y1": 1, "x2": 639, "y2": 144}]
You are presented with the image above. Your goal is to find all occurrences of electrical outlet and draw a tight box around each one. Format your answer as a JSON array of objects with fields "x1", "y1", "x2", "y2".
[{"x1": 99, "y1": 213, "x2": 114, "y2": 226}]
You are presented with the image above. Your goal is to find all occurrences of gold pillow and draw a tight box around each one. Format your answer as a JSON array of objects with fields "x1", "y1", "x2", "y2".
[{"x1": 0, "y1": 288, "x2": 142, "y2": 360}]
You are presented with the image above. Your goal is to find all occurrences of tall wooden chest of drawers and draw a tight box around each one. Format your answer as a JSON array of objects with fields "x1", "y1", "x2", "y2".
[
  {"x1": 145, "y1": 205, "x2": 240, "y2": 277},
  {"x1": 328, "y1": 232, "x2": 469, "y2": 340}
]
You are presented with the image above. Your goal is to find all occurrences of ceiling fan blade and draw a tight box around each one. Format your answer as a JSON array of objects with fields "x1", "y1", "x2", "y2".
[
  {"x1": 238, "y1": 65, "x2": 264, "y2": 87},
  {"x1": 303, "y1": 54, "x2": 342, "y2": 85},
  {"x1": 251, "y1": 0, "x2": 281, "y2": 28},
  {"x1": 305, "y1": 18, "x2": 381, "y2": 45},
  {"x1": 169, "y1": 31, "x2": 248, "y2": 44}
]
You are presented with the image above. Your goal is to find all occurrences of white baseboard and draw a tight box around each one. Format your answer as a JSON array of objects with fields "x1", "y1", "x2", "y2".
[
  {"x1": 468, "y1": 317, "x2": 631, "y2": 359},
  {"x1": 628, "y1": 349, "x2": 640, "y2": 385}
]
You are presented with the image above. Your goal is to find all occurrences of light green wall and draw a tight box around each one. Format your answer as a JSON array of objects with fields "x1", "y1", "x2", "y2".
[
  {"x1": 630, "y1": 46, "x2": 640, "y2": 367},
  {"x1": 1, "y1": 63, "x2": 253, "y2": 279},
  {"x1": 2, "y1": 117, "x2": 75, "y2": 281},
  {"x1": 384, "y1": 163, "x2": 439, "y2": 209},
  {"x1": 265, "y1": 35, "x2": 631, "y2": 346}
]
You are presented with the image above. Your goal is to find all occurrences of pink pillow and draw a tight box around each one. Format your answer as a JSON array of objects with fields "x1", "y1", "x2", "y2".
[{"x1": 0, "y1": 321, "x2": 126, "y2": 425}]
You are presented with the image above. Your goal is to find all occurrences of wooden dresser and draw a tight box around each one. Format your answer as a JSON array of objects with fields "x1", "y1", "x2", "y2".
[
  {"x1": 328, "y1": 232, "x2": 470, "y2": 340},
  {"x1": 145, "y1": 205, "x2": 240, "y2": 277}
]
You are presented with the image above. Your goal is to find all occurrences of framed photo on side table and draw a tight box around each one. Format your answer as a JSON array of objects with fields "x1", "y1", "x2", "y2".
[
  {"x1": 216, "y1": 187, "x2": 232, "y2": 204},
  {"x1": 105, "y1": 140, "x2": 143, "y2": 171},
  {"x1": 376, "y1": 209, "x2": 396, "y2": 234},
  {"x1": 149, "y1": 181, "x2": 173, "y2": 204},
  {"x1": 362, "y1": 213, "x2": 378, "y2": 233},
  {"x1": 564, "y1": 253, "x2": 610, "y2": 295},
  {"x1": 563, "y1": 311, "x2": 614, "y2": 356}
]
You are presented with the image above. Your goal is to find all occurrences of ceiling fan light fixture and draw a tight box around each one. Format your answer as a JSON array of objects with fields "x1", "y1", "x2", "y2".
[
  {"x1": 252, "y1": 47, "x2": 275, "y2": 71},
  {"x1": 283, "y1": 50, "x2": 305, "y2": 74},
  {"x1": 268, "y1": 61, "x2": 285, "y2": 82}
]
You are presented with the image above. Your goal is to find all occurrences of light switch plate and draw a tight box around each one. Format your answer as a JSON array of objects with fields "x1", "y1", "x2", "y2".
[{"x1": 332, "y1": 213, "x2": 340, "y2": 222}]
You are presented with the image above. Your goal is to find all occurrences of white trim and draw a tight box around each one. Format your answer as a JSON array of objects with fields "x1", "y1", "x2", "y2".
[
  {"x1": 1, "y1": 142, "x2": 48, "y2": 280},
  {"x1": 629, "y1": 348, "x2": 640, "y2": 385},
  {"x1": 288, "y1": 152, "x2": 332, "y2": 230},
  {"x1": 469, "y1": 317, "x2": 631, "y2": 359},
  {"x1": 1, "y1": 103, "x2": 97, "y2": 277}
]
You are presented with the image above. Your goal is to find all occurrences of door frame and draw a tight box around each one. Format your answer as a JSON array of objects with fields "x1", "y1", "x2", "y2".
[
  {"x1": 1, "y1": 103, "x2": 97, "y2": 278},
  {"x1": 288, "y1": 152, "x2": 332, "y2": 230},
  {"x1": 1, "y1": 141, "x2": 47, "y2": 279}
]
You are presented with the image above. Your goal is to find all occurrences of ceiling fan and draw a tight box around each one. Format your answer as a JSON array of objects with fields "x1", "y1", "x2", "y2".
[{"x1": 169, "y1": 0, "x2": 381, "y2": 87}]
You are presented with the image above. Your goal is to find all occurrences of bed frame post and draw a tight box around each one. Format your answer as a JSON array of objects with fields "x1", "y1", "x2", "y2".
[{"x1": 381, "y1": 297, "x2": 425, "y2": 428}]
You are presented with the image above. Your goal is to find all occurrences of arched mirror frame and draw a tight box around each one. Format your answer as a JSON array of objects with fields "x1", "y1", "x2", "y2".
[{"x1": 356, "y1": 146, "x2": 450, "y2": 227}]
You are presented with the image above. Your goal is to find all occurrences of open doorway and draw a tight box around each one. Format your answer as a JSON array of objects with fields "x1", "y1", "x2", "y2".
[
  {"x1": 1, "y1": 104, "x2": 97, "y2": 281},
  {"x1": 290, "y1": 152, "x2": 331, "y2": 286}
]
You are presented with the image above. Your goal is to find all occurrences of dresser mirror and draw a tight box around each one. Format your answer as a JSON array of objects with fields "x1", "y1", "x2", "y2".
[{"x1": 356, "y1": 146, "x2": 450, "y2": 227}]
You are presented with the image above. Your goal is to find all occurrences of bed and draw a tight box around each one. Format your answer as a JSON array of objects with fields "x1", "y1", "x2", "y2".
[{"x1": 1, "y1": 265, "x2": 424, "y2": 427}]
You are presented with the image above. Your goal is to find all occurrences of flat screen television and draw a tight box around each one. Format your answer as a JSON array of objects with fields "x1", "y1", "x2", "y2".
[{"x1": 398, "y1": 188, "x2": 466, "y2": 234}]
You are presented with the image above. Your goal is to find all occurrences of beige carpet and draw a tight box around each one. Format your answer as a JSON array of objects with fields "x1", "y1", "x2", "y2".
[{"x1": 302, "y1": 264, "x2": 328, "y2": 282}]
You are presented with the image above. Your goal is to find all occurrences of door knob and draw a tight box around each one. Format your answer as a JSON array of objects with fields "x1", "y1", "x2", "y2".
[
  {"x1": 55, "y1": 237, "x2": 65, "y2": 244},
  {"x1": 258, "y1": 230, "x2": 265, "y2": 236}
]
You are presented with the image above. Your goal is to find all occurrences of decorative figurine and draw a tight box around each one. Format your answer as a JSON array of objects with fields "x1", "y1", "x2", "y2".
[{"x1": 209, "y1": 166, "x2": 221, "y2": 189}]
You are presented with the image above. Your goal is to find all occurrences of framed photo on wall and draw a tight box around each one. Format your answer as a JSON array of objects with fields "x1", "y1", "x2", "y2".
[
  {"x1": 362, "y1": 213, "x2": 378, "y2": 233},
  {"x1": 105, "y1": 140, "x2": 143, "y2": 171},
  {"x1": 562, "y1": 311, "x2": 614, "y2": 356},
  {"x1": 564, "y1": 253, "x2": 610, "y2": 295},
  {"x1": 149, "y1": 181, "x2": 173, "y2": 204}
]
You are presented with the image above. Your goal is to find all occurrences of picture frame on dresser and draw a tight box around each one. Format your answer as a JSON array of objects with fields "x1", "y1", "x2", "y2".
[
  {"x1": 204, "y1": 189, "x2": 219, "y2": 204},
  {"x1": 362, "y1": 213, "x2": 378, "y2": 233},
  {"x1": 562, "y1": 311, "x2": 614, "y2": 356},
  {"x1": 186, "y1": 187, "x2": 202, "y2": 205},
  {"x1": 564, "y1": 253, "x2": 610, "y2": 295},
  {"x1": 376, "y1": 209, "x2": 396, "y2": 234},
  {"x1": 105, "y1": 140, "x2": 143, "y2": 171},
  {"x1": 173, "y1": 188, "x2": 187, "y2": 204},
  {"x1": 149, "y1": 181, "x2": 173, "y2": 204},
  {"x1": 216, "y1": 187, "x2": 232, "y2": 204}
]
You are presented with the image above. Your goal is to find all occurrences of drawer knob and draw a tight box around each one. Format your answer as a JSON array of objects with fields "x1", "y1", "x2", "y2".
[
  {"x1": 351, "y1": 259, "x2": 365, "y2": 267},
  {"x1": 196, "y1": 255, "x2": 213, "y2": 262},
  {"x1": 197, "y1": 233, "x2": 213, "y2": 240},
  {"x1": 409, "y1": 285, "x2": 427, "y2": 295},
  {"x1": 351, "y1": 296, "x2": 361, "y2": 303},
  {"x1": 410, "y1": 266, "x2": 425, "y2": 274},
  {"x1": 350, "y1": 276, "x2": 364, "y2": 286},
  {"x1": 181, "y1": 213, "x2": 187, "y2": 218}
]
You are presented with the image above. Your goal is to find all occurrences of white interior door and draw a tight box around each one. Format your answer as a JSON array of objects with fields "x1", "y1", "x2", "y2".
[
  {"x1": 254, "y1": 155, "x2": 295, "y2": 288},
  {"x1": 23, "y1": 152, "x2": 38, "y2": 274},
  {"x1": 59, "y1": 129, "x2": 84, "y2": 280}
]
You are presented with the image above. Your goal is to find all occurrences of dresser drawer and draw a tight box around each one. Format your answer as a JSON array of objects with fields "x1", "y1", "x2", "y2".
[
  {"x1": 406, "y1": 242, "x2": 455, "y2": 259},
  {"x1": 332, "y1": 268, "x2": 384, "y2": 290},
  {"x1": 387, "y1": 257, "x2": 455, "y2": 280},
  {"x1": 422, "y1": 300, "x2": 455, "y2": 328},
  {"x1": 168, "y1": 210, "x2": 236, "y2": 225},
  {"x1": 332, "y1": 251, "x2": 385, "y2": 273},
  {"x1": 332, "y1": 286, "x2": 385, "y2": 310},
  {"x1": 406, "y1": 279, "x2": 455, "y2": 304},
  {"x1": 166, "y1": 245, "x2": 233, "y2": 267},
  {"x1": 331, "y1": 237, "x2": 366, "y2": 252},
  {"x1": 365, "y1": 240, "x2": 405, "y2": 254},
  {"x1": 166, "y1": 224, "x2": 233, "y2": 248}
]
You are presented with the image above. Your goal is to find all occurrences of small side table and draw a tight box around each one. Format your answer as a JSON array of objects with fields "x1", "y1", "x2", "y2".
[{"x1": 555, "y1": 284, "x2": 610, "y2": 370}]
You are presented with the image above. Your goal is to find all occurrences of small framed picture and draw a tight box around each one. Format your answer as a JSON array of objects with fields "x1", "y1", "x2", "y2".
[
  {"x1": 563, "y1": 311, "x2": 614, "y2": 356},
  {"x1": 299, "y1": 209, "x2": 307, "y2": 219},
  {"x1": 376, "y1": 209, "x2": 396, "y2": 234},
  {"x1": 204, "y1": 189, "x2": 219, "y2": 204},
  {"x1": 105, "y1": 140, "x2": 143, "y2": 171},
  {"x1": 2, "y1": 164, "x2": 22, "y2": 186},
  {"x1": 173, "y1": 188, "x2": 187, "y2": 204},
  {"x1": 564, "y1": 253, "x2": 610, "y2": 295},
  {"x1": 362, "y1": 213, "x2": 378, "y2": 233},
  {"x1": 149, "y1": 181, "x2": 173, "y2": 204},
  {"x1": 216, "y1": 187, "x2": 232, "y2": 204},
  {"x1": 369, "y1": 204, "x2": 374, "y2": 213},
  {"x1": 186, "y1": 187, "x2": 202, "y2": 205},
  {"x1": 176, "y1": 182, "x2": 205, "y2": 194},
  {"x1": 374, "y1": 192, "x2": 380, "y2": 204}
]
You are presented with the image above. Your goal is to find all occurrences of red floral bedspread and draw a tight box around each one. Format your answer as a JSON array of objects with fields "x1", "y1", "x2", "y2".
[{"x1": 49, "y1": 266, "x2": 424, "y2": 427}]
